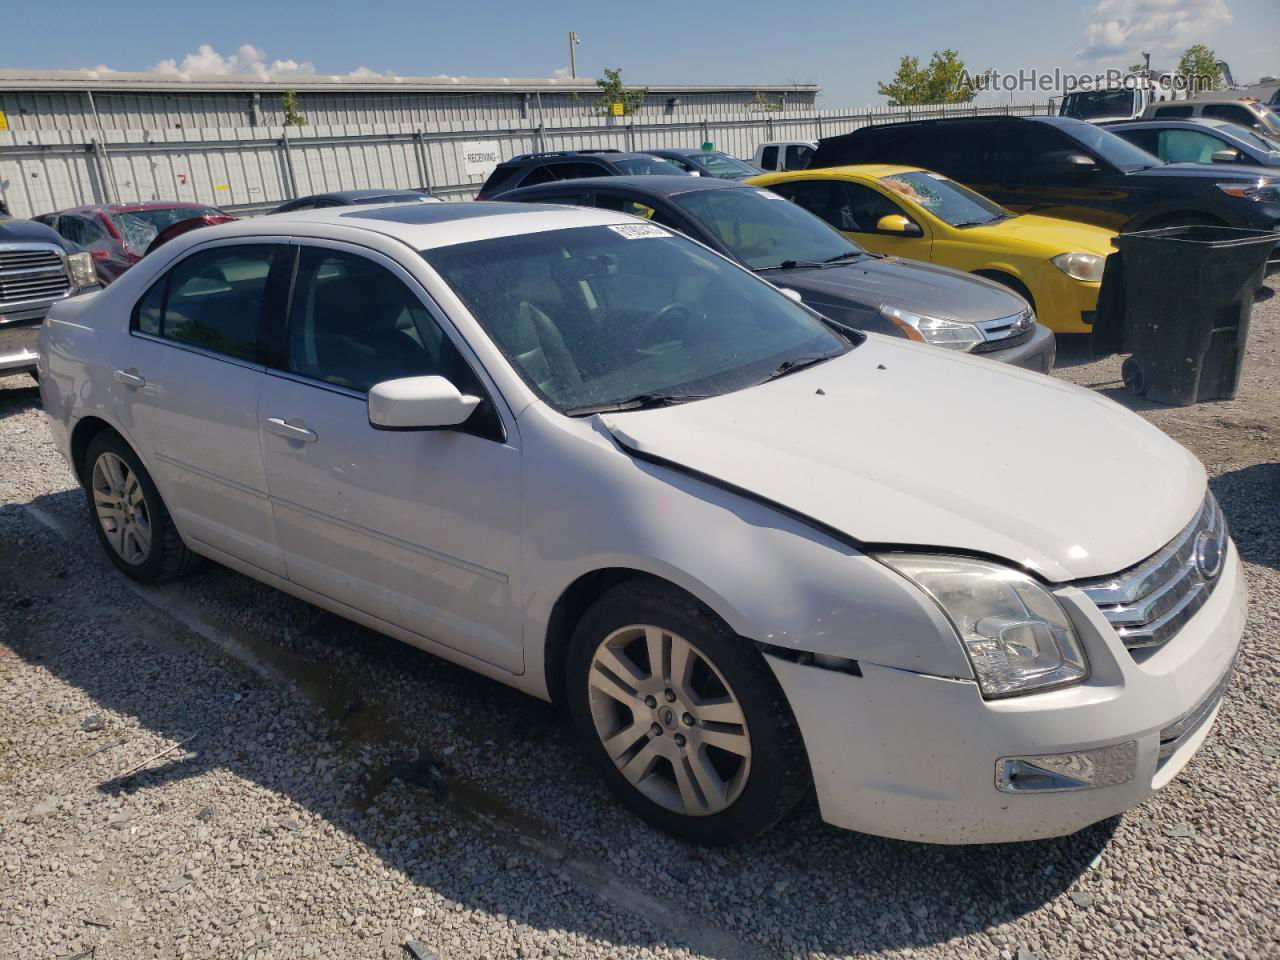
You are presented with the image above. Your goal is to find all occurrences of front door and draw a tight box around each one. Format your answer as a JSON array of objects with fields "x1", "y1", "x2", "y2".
[
  {"x1": 117, "y1": 240, "x2": 288, "y2": 576},
  {"x1": 769, "y1": 178, "x2": 933, "y2": 260},
  {"x1": 257, "y1": 241, "x2": 524, "y2": 673}
]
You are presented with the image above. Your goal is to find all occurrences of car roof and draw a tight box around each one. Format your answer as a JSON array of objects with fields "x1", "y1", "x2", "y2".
[
  {"x1": 1186, "y1": 93, "x2": 1268, "y2": 105},
  {"x1": 195, "y1": 200, "x2": 640, "y2": 251},
  {"x1": 307, "y1": 189, "x2": 426, "y2": 201},
  {"x1": 57, "y1": 201, "x2": 215, "y2": 216},
  {"x1": 500, "y1": 150, "x2": 655, "y2": 166},
  {"x1": 767, "y1": 163, "x2": 925, "y2": 179},
  {"x1": 644, "y1": 148, "x2": 705, "y2": 158},
  {"x1": 505, "y1": 175, "x2": 752, "y2": 201},
  {"x1": 1110, "y1": 118, "x2": 1235, "y2": 130}
]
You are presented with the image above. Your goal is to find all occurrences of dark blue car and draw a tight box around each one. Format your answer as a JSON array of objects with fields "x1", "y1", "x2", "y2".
[{"x1": 1104, "y1": 118, "x2": 1280, "y2": 170}]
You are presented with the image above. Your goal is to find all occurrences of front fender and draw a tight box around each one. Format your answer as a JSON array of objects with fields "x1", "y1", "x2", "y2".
[{"x1": 518, "y1": 410, "x2": 973, "y2": 697}]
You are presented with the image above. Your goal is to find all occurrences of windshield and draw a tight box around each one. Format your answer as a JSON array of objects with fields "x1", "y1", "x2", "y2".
[
  {"x1": 111, "y1": 207, "x2": 225, "y2": 253},
  {"x1": 1218, "y1": 122, "x2": 1280, "y2": 152},
  {"x1": 1257, "y1": 106, "x2": 1280, "y2": 138},
  {"x1": 693, "y1": 152, "x2": 761, "y2": 178},
  {"x1": 420, "y1": 225, "x2": 848, "y2": 413},
  {"x1": 613, "y1": 157, "x2": 685, "y2": 176},
  {"x1": 1061, "y1": 90, "x2": 1136, "y2": 120},
  {"x1": 880, "y1": 172, "x2": 1010, "y2": 227},
  {"x1": 673, "y1": 188, "x2": 864, "y2": 269},
  {"x1": 1062, "y1": 122, "x2": 1161, "y2": 171}
]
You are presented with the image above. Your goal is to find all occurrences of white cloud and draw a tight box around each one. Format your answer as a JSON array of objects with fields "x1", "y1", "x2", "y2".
[
  {"x1": 550, "y1": 67, "x2": 572, "y2": 80},
  {"x1": 1078, "y1": 0, "x2": 1232, "y2": 61}
]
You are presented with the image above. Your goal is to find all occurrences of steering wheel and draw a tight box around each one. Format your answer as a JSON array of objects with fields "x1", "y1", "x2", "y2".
[{"x1": 643, "y1": 302, "x2": 695, "y2": 343}]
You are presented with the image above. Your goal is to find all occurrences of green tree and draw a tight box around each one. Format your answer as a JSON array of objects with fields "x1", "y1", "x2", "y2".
[
  {"x1": 877, "y1": 50, "x2": 985, "y2": 105},
  {"x1": 282, "y1": 89, "x2": 308, "y2": 127},
  {"x1": 1177, "y1": 44, "x2": 1224, "y2": 93},
  {"x1": 595, "y1": 68, "x2": 648, "y2": 116}
]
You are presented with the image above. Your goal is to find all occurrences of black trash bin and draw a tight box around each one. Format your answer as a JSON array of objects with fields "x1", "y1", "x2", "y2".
[{"x1": 1090, "y1": 226, "x2": 1278, "y2": 405}]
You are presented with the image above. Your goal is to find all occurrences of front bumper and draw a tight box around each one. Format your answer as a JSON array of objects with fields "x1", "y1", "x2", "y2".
[
  {"x1": 767, "y1": 541, "x2": 1246, "y2": 844},
  {"x1": 980, "y1": 321, "x2": 1056, "y2": 373},
  {"x1": 1027, "y1": 263, "x2": 1102, "y2": 335},
  {"x1": 0, "y1": 312, "x2": 43, "y2": 374}
]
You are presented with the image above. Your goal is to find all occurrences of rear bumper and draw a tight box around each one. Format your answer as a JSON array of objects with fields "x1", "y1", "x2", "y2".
[
  {"x1": 983, "y1": 322, "x2": 1056, "y2": 372},
  {"x1": 768, "y1": 542, "x2": 1246, "y2": 844}
]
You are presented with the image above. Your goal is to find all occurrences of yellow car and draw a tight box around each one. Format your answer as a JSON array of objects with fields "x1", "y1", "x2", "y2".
[{"x1": 748, "y1": 165, "x2": 1117, "y2": 334}]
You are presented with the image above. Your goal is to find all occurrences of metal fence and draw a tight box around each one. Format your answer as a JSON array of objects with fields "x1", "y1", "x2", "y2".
[{"x1": 0, "y1": 100, "x2": 1052, "y2": 219}]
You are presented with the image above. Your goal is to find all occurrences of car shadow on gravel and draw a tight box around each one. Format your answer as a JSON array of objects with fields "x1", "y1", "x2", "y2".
[
  {"x1": 3, "y1": 488, "x2": 1118, "y2": 959},
  {"x1": 1211, "y1": 462, "x2": 1280, "y2": 571},
  {"x1": 1049, "y1": 333, "x2": 1102, "y2": 369},
  {"x1": 0, "y1": 378, "x2": 42, "y2": 420}
]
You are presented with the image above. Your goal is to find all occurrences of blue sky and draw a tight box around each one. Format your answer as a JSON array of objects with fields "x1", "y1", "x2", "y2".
[{"x1": 5, "y1": 0, "x2": 1276, "y2": 105}]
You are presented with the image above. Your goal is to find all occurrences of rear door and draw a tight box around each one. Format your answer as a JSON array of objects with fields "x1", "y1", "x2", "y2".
[{"x1": 119, "y1": 239, "x2": 289, "y2": 575}]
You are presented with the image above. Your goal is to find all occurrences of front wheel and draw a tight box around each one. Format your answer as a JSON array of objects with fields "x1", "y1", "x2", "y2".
[
  {"x1": 83, "y1": 430, "x2": 198, "y2": 583},
  {"x1": 566, "y1": 579, "x2": 811, "y2": 845}
]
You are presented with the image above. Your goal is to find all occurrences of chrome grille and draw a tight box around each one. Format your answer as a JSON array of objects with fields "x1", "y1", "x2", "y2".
[
  {"x1": 1077, "y1": 494, "x2": 1228, "y2": 652},
  {"x1": 0, "y1": 244, "x2": 71, "y2": 309}
]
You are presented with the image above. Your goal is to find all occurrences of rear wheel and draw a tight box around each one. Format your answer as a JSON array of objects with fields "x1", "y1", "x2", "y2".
[
  {"x1": 566, "y1": 579, "x2": 810, "y2": 845},
  {"x1": 83, "y1": 431, "x2": 198, "y2": 583},
  {"x1": 1122, "y1": 356, "x2": 1146, "y2": 396}
]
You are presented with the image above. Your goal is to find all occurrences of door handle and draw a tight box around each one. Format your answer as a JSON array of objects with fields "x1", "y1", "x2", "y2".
[
  {"x1": 265, "y1": 417, "x2": 318, "y2": 443},
  {"x1": 114, "y1": 369, "x2": 146, "y2": 387}
]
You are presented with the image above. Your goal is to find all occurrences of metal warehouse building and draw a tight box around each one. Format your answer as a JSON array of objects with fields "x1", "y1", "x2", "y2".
[{"x1": 0, "y1": 69, "x2": 819, "y2": 133}]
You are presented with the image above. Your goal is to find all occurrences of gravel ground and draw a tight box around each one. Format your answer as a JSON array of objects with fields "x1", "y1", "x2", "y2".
[{"x1": 1, "y1": 291, "x2": 1278, "y2": 960}]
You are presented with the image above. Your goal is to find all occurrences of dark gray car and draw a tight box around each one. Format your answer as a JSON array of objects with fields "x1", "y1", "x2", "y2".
[
  {"x1": 641, "y1": 148, "x2": 763, "y2": 180},
  {"x1": 501, "y1": 176, "x2": 1055, "y2": 371},
  {"x1": 1103, "y1": 118, "x2": 1280, "y2": 170}
]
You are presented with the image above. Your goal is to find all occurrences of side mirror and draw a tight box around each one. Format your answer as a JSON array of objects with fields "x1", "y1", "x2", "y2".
[
  {"x1": 1046, "y1": 151, "x2": 1100, "y2": 176},
  {"x1": 1211, "y1": 148, "x2": 1241, "y2": 163},
  {"x1": 368, "y1": 375, "x2": 481, "y2": 430},
  {"x1": 875, "y1": 214, "x2": 924, "y2": 236}
]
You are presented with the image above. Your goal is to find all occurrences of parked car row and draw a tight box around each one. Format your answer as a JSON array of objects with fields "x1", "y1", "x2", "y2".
[{"x1": 39, "y1": 196, "x2": 1246, "y2": 847}]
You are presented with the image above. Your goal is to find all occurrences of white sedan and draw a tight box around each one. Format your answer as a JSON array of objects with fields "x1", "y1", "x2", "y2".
[{"x1": 39, "y1": 202, "x2": 1244, "y2": 845}]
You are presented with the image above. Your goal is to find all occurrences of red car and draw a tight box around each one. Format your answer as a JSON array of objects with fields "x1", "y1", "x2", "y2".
[{"x1": 35, "y1": 202, "x2": 235, "y2": 282}]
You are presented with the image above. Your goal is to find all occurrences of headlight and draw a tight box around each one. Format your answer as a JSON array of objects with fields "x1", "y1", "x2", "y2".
[
  {"x1": 1051, "y1": 252, "x2": 1105, "y2": 282},
  {"x1": 66, "y1": 251, "x2": 98, "y2": 290},
  {"x1": 879, "y1": 305, "x2": 983, "y2": 351},
  {"x1": 1216, "y1": 180, "x2": 1280, "y2": 203},
  {"x1": 876, "y1": 554, "x2": 1088, "y2": 699}
]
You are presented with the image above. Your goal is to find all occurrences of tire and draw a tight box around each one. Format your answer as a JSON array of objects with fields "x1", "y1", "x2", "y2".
[
  {"x1": 566, "y1": 578, "x2": 811, "y2": 845},
  {"x1": 1122, "y1": 356, "x2": 1146, "y2": 396},
  {"x1": 82, "y1": 430, "x2": 198, "y2": 583}
]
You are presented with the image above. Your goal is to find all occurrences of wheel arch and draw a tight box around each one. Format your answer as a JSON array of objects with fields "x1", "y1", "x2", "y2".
[
  {"x1": 542, "y1": 567, "x2": 738, "y2": 706},
  {"x1": 70, "y1": 415, "x2": 118, "y2": 485},
  {"x1": 973, "y1": 268, "x2": 1036, "y2": 312}
]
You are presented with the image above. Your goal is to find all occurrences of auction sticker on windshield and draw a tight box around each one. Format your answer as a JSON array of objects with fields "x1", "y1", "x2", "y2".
[{"x1": 608, "y1": 223, "x2": 669, "y2": 239}]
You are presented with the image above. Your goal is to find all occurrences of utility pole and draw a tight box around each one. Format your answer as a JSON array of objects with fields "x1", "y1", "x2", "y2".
[{"x1": 569, "y1": 31, "x2": 580, "y2": 79}]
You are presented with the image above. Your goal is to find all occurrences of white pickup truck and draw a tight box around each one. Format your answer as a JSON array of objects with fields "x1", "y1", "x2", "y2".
[{"x1": 750, "y1": 140, "x2": 818, "y2": 172}]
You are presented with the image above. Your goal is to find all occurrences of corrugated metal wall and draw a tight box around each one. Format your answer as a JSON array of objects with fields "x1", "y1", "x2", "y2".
[
  {"x1": 0, "y1": 87, "x2": 818, "y2": 132},
  {"x1": 0, "y1": 102, "x2": 1051, "y2": 218}
]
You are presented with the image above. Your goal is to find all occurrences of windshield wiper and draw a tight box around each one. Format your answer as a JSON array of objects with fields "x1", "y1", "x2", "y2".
[
  {"x1": 566, "y1": 392, "x2": 712, "y2": 417},
  {"x1": 754, "y1": 354, "x2": 836, "y2": 385},
  {"x1": 756, "y1": 258, "x2": 825, "y2": 271},
  {"x1": 821, "y1": 251, "x2": 865, "y2": 264}
]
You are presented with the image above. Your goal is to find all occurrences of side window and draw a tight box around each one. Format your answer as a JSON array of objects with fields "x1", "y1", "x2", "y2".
[
  {"x1": 834, "y1": 182, "x2": 908, "y2": 232},
  {"x1": 990, "y1": 124, "x2": 1080, "y2": 183},
  {"x1": 547, "y1": 161, "x2": 609, "y2": 181},
  {"x1": 1153, "y1": 105, "x2": 1194, "y2": 119},
  {"x1": 768, "y1": 179, "x2": 848, "y2": 228},
  {"x1": 1118, "y1": 129, "x2": 1161, "y2": 155},
  {"x1": 761, "y1": 146, "x2": 779, "y2": 170},
  {"x1": 784, "y1": 144, "x2": 815, "y2": 170},
  {"x1": 1202, "y1": 105, "x2": 1255, "y2": 126},
  {"x1": 664, "y1": 156, "x2": 696, "y2": 172},
  {"x1": 131, "y1": 244, "x2": 277, "y2": 362},
  {"x1": 286, "y1": 247, "x2": 483, "y2": 397},
  {"x1": 592, "y1": 193, "x2": 682, "y2": 229},
  {"x1": 1158, "y1": 129, "x2": 1225, "y2": 164},
  {"x1": 517, "y1": 164, "x2": 557, "y2": 188}
]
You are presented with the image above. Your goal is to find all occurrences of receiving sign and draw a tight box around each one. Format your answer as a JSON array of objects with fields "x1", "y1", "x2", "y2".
[{"x1": 462, "y1": 142, "x2": 501, "y2": 178}]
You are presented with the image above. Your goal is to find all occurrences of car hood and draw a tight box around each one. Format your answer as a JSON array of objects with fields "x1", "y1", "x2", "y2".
[
  {"x1": 971, "y1": 214, "x2": 1117, "y2": 256},
  {"x1": 600, "y1": 336, "x2": 1204, "y2": 582},
  {"x1": 776, "y1": 256, "x2": 1027, "y2": 324}
]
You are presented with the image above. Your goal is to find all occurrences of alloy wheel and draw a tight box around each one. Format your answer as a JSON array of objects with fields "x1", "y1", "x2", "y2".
[
  {"x1": 91, "y1": 451, "x2": 151, "y2": 566},
  {"x1": 586, "y1": 624, "x2": 752, "y2": 817}
]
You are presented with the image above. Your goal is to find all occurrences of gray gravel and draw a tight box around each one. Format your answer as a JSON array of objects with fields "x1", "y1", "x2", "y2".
[{"x1": 1, "y1": 290, "x2": 1278, "y2": 960}]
